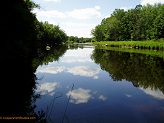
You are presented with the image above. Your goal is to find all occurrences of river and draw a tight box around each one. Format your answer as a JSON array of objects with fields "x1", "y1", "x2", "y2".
[{"x1": 33, "y1": 45, "x2": 164, "y2": 123}]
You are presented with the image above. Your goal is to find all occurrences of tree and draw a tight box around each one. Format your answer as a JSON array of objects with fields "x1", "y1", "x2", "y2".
[
  {"x1": 153, "y1": 3, "x2": 164, "y2": 39},
  {"x1": 2, "y1": 0, "x2": 40, "y2": 56},
  {"x1": 91, "y1": 24, "x2": 105, "y2": 41},
  {"x1": 92, "y1": 3, "x2": 164, "y2": 41}
]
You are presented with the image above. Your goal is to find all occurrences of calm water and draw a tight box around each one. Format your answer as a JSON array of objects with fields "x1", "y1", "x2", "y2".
[{"x1": 34, "y1": 45, "x2": 164, "y2": 123}]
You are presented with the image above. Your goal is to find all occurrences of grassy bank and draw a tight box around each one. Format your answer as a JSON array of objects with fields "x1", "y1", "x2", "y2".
[
  {"x1": 95, "y1": 45, "x2": 164, "y2": 58},
  {"x1": 93, "y1": 40, "x2": 164, "y2": 50}
]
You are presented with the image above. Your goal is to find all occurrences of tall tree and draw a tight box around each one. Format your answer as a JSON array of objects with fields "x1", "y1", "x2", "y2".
[
  {"x1": 91, "y1": 3, "x2": 164, "y2": 41},
  {"x1": 2, "y1": 0, "x2": 39, "y2": 56}
]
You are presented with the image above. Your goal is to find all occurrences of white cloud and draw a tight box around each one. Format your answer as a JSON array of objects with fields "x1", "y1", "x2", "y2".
[
  {"x1": 61, "y1": 59, "x2": 93, "y2": 63},
  {"x1": 66, "y1": 6, "x2": 101, "y2": 19},
  {"x1": 141, "y1": 0, "x2": 164, "y2": 5},
  {"x1": 98, "y1": 95, "x2": 107, "y2": 101},
  {"x1": 32, "y1": 6, "x2": 101, "y2": 37},
  {"x1": 94, "y1": 6, "x2": 101, "y2": 10},
  {"x1": 61, "y1": 22, "x2": 97, "y2": 37},
  {"x1": 67, "y1": 66, "x2": 100, "y2": 79},
  {"x1": 66, "y1": 88, "x2": 92, "y2": 104},
  {"x1": 36, "y1": 66, "x2": 66, "y2": 74},
  {"x1": 36, "y1": 82, "x2": 59, "y2": 96},
  {"x1": 44, "y1": 0, "x2": 61, "y2": 2},
  {"x1": 140, "y1": 87, "x2": 164, "y2": 100},
  {"x1": 33, "y1": 6, "x2": 101, "y2": 20},
  {"x1": 62, "y1": 22, "x2": 96, "y2": 28},
  {"x1": 33, "y1": 9, "x2": 66, "y2": 18}
]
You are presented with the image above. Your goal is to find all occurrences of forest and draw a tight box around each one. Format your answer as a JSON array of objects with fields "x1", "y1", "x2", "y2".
[
  {"x1": 2, "y1": 1, "x2": 164, "y2": 56},
  {"x1": 2, "y1": 0, "x2": 68, "y2": 57},
  {"x1": 91, "y1": 3, "x2": 164, "y2": 41}
]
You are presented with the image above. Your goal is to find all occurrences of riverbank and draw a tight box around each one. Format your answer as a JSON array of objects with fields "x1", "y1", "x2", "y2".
[
  {"x1": 94, "y1": 45, "x2": 164, "y2": 58},
  {"x1": 93, "y1": 40, "x2": 164, "y2": 50}
]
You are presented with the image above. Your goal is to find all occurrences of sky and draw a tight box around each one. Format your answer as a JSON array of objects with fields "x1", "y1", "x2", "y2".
[{"x1": 32, "y1": 0, "x2": 164, "y2": 38}]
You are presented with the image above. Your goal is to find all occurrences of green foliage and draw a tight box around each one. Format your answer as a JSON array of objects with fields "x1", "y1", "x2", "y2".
[
  {"x1": 67, "y1": 36, "x2": 92, "y2": 44},
  {"x1": 37, "y1": 21, "x2": 67, "y2": 45},
  {"x1": 94, "y1": 44, "x2": 164, "y2": 58},
  {"x1": 2, "y1": 0, "x2": 68, "y2": 57},
  {"x1": 2, "y1": 0, "x2": 39, "y2": 55},
  {"x1": 92, "y1": 3, "x2": 164, "y2": 41},
  {"x1": 91, "y1": 24, "x2": 105, "y2": 41},
  {"x1": 93, "y1": 40, "x2": 164, "y2": 50}
]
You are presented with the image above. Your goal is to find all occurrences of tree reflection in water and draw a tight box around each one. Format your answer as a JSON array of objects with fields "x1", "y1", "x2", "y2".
[
  {"x1": 0, "y1": 44, "x2": 68, "y2": 123},
  {"x1": 91, "y1": 48, "x2": 164, "y2": 93},
  {"x1": 0, "y1": 56, "x2": 42, "y2": 123}
]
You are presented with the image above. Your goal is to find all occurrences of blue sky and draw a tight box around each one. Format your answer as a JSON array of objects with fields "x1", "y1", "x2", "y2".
[{"x1": 32, "y1": 0, "x2": 164, "y2": 38}]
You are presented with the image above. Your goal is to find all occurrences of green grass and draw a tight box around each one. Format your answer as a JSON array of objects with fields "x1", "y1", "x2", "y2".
[
  {"x1": 93, "y1": 40, "x2": 164, "y2": 50},
  {"x1": 95, "y1": 44, "x2": 164, "y2": 58}
]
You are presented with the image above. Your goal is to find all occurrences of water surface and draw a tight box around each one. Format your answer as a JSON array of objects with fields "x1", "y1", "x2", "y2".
[{"x1": 35, "y1": 45, "x2": 164, "y2": 123}]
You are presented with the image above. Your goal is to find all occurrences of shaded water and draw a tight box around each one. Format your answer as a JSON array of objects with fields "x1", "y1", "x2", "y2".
[{"x1": 34, "y1": 45, "x2": 164, "y2": 123}]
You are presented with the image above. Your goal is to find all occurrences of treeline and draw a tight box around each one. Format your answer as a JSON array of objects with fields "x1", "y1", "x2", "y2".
[
  {"x1": 2, "y1": 0, "x2": 67, "y2": 57},
  {"x1": 67, "y1": 36, "x2": 92, "y2": 44},
  {"x1": 91, "y1": 3, "x2": 164, "y2": 41},
  {"x1": 37, "y1": 21, "x2": 67, "y2": 46}
]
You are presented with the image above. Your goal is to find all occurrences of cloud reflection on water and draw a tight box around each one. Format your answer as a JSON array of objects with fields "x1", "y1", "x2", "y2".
[
  {"x1": 36, "y1": 82, "x2": 59, "y2": 96},
  {"x1": 66, "y1": 87, "x2": 108, "y2": 104},
  {"x1": 67, "y1": 66, "x2": 100, "y2": 79},
  {"x1": 63, "y1": 49, "x2": 93, "y2": 57},
  {"x1": 140, "y1": 87, "x2": 164, "y2": 100},
  {"x1": 61, "y1": 58, "x2": 93, "y2": 63},
  {"x1": 98, "y1": 95, "x2": 107, "y2": 101},
  {"x1": 36, "y1": 66, "x2": 66, "y2": 74},
  {"x1": 66, "y1": 88, "x2": 92, "y2": 104},
  {"x1": 36, "y1": 65, "x2": 100, "y2": 79}
]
